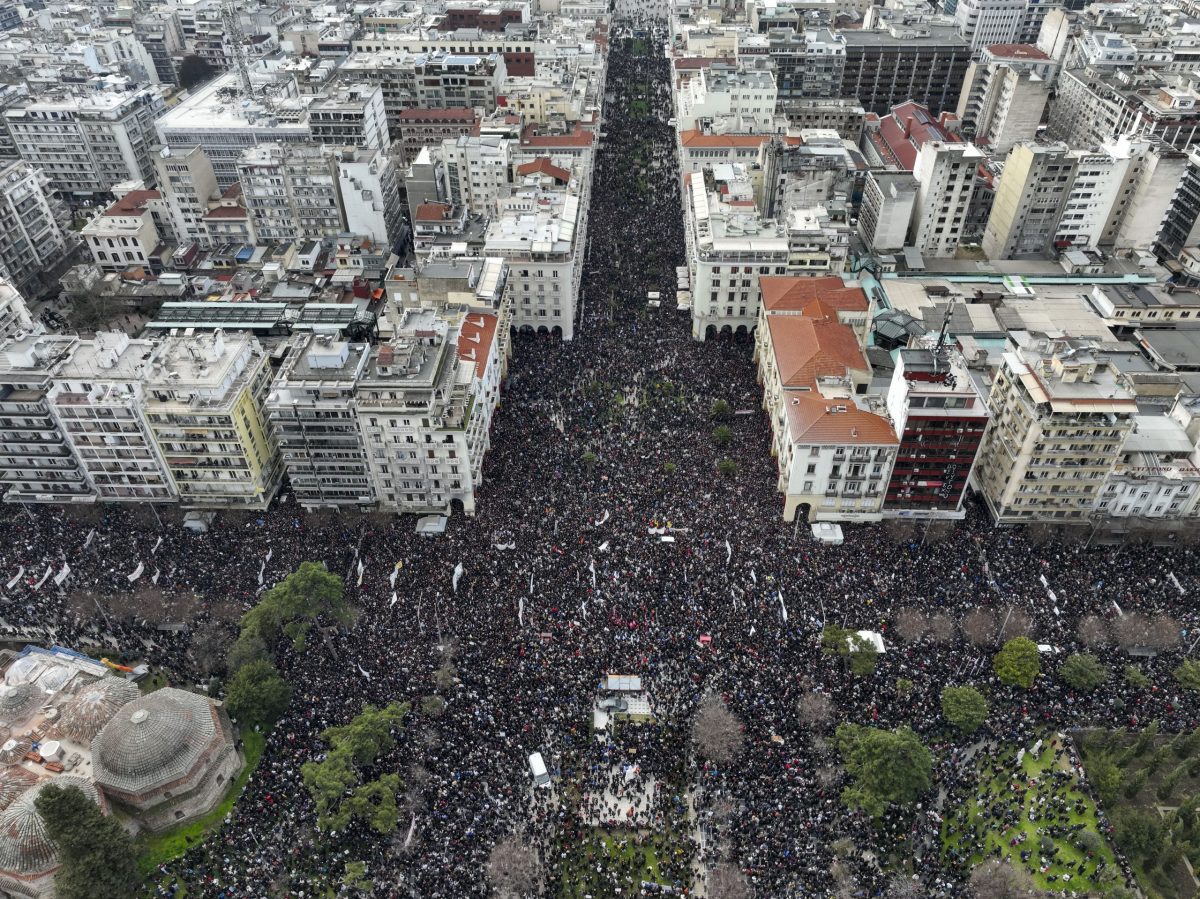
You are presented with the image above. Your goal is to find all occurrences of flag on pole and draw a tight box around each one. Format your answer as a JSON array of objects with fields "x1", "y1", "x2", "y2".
[
  {"x1": 750, "y1": 570, "x2": 757, "y2": 585},
  {"x1": 151, "y1": 568, "x2": 160, "y2": 585},
  {"x1": 452, "y1": 561, "x2": 464, "y2": 593},
  {"x1": 258, "y1": 560, "x2": 266, "y2": 586},
  {"x1": 595, "y1": 510, "x2": 610, "y2": 526},
  {"x1": 127, "y1": 562, "x2": 144, "y2": 583},
  {"x1": 778, "y1": 590, "x2": 788, "y2": 623},
  {"x1": 725, "y1": 540, "x2": 732, "y2": 565},
  {"x1": 265, "y1": 548, "x2": 273, "y2": 564},
  {"x1": 357, "y1": 663, "x2": 371, "y2": 681},
  {"x1": 53, "y1": 563, "x2": 70, "y2": 587},
  {"x1": 529, "y1": 572, "x2": 534, "y2": 594},
  {"x1": 357, "y1": 559, "x2": 365, "y2": 587},
  {"x1": 390, "y1": 563, "x2": 400, "y2": 588},
  {"x1": 151, "y1": 536, "x2": 163, "y2": 556},
  {"x1": 518, "y1": 596, "x2": 525, "y2": 626},
  {"x1": 590, "y1": 560, "x2": 597, "y2": 589},
  {"x1": 83, "y1": 529, "x2": 95, "y2": 549},
  {"x1": 599, "y1": 541, "x2": 610, "y2": 553},
  {"x1": 390, "y1": 592, "x2": 398, "y2": 608},
  {"x1": 6, "y1": 567, "x2": 23, "y2": 590}
]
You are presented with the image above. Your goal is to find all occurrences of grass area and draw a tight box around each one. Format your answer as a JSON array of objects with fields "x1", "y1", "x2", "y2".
[
  {"x1": 630, "y1": 37, "x2": 648, "y2": 55},
  {"x1": 630, "y1": 98, "x2": 649, "y2": 117},
  {"x1": 557, "y1": 827, "x2": 689, "y2": 897},
  {"x1": 1078, "y1": 728, "x2": 1200, "y2": 899},
  {"x1": 138, "y1": 671, "x2": 168, "y2": 694},
  {"x1": 137, "y1": 729, "x2": 267, "y2": 878},
  {"x1": 941, "y1": 740, "x2": 1120, "y2": 892}
]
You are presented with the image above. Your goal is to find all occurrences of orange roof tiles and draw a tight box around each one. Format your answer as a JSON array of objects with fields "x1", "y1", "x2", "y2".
[
  {"x1": 767, "y1": 315, "x2": 868, "y2": 389},
  {"x1": 759, "y1": 276, "x2": 869, "y2": 314},
  {"x1": 103, "y1": 189, "x2": 161, "y2": 216},
  {"x1": 414, "y1": 202, "x2": 454, "y2": 222},
  {"x1": 516, "y1": 157, "x2": 571, "y2": 183},
  {"x1": 521, "y1": 124, "x2": 594, "y2": 148},
  {"x1": 457, "y1": 313, "x2": 498, "y2": 379},
  {"x1": 679, "y1": 130, "x2": 769, "y2": 149},
  {"x1": 784, "y1": 395, "x2": 897, "y2": 444}
]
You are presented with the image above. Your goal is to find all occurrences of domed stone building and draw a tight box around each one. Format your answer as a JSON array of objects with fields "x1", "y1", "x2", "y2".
[
  {"x1": 48, "y1": 678, "x2": 141, "y2": 744},
  {"x1": 0, "y1": 776, "x2": 103, "y2": 899},
  {"x1": 91, "y1": 688, "x2": 242, "y2": 832}
]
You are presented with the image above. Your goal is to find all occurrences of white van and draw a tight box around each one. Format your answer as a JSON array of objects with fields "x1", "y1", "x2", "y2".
[{"x1": 528, "y1": 752, "x2": 551, "y2": 787}]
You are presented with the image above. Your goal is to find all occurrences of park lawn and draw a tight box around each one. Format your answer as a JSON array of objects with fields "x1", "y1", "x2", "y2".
[
  {"x1": 942, "y1": 742, "x2": 1119, "y2": 892},
  {"x1": 557, "y1": 827, "x2": 684, "y2": 898},
  {"x1": 137, "y1": 730, "x2": 267, "y2": 877}
]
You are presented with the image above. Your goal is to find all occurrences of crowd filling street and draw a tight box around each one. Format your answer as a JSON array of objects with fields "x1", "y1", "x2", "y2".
[{"x1": 2, "y1": 8, "x2": 1200, "y2": 899}]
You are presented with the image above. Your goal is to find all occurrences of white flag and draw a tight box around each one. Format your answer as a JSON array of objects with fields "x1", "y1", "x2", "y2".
[
  {"x1": 778, "y1": 591, "x2": 788, "y2": 623},
  {"x1": 265, "y1": 547, "x2": 273, "y2": 564},
  {"x1": 357, "y1": 663, "x2": 371, "y2": 681},
  {"x1": 1039, "y1": 574, "x2": 1049, "y2": 588},
  {"x1": 258, "y1": 560, "x2": 265, "y2": 586},
  {"x1": 356, "y1": 559, "x2": 365, "y2": 587},
  {"x1": 599, "y1": 541, "x2": 610, "y2": 553},
  {"x1": 151, "y1": 536, "x2": 163, "y2": 556},
  {"x1": 518, "y1": 596, "x2": 525, "y2": 626},
  {"x1": 53, "y1": 563, "x2": 70, "y2": 587},
  {"x1": 452, "y1": 561, "x2": 464, "y2": 593},
  {"x1": 595, "y1": 510, "x2": 610, "y2": 526},
  {"x1": 750, "y1": 570, "x2": 757, "y2": 585},
  {"x1": 151, "y1": 568, "x2": 160, "y2": 585},
  {"x1": 390, "y1": 563, "x2": 400, "y2": 588},
  {"x1": 725, "y1": 540, "x2": 732, "y2": 565},
  {"x1": 749, "y1": 625, "x2": 756, "y2": 636},
  {"x1": 33, "y1": 565, "x2": 53, "y2": 590},
  {"x1": 390, "y1": 592, "x2": 398, "y2": 608},
  {"x1": 6, "y1": 567, "x2": 23, "y2": 590},
  {"x1": 590, "y1": 560, "x2": 597, "y2": 589},
  {"x1": 127, "y1": 562, "x2": 144, "y2": 583},
  {"x1": 83, "y1": 529, "x2": 95, "y2": 549},
  {"x1": 1047, "y1": 589, "x2": 1057, "y2": 603},
  {"x1": 529, "y1": 572, "x2": 534, "y2": 594}
]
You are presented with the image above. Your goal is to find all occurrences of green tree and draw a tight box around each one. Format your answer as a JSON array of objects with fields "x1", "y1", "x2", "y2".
[
  {"x1": 712, "y1": 425, "x2": 733, "y2": 446},
  {"x1": 224, "y1": 659, "x2": 291, "y2": 728},
  {"x1": 1060, "y1": 653, "x2": 1109, "y2": 692},
  {"x1": 1175, "y1": 660, "x2": 1200, "y2": 692},
  {"x1": 716, "y1": 458, "x2": 737, "y2": 477},
  {"x1": 1088, "y1": 755, "x2": 1123, "y2": 806},
  {"x1": 993, "y1": 636, "x2": 1041, "y2": 688},
  {"x1": 835, "y1": 724, "x2": 932, "y2": 818},
  {"x1": 1124, "y1": 664, "x2": 1151, "y2": 688},
  {"x1": 1113, "y1": 808, "x2": 1162, "y2": 861},
  {"x1": 940, "y1": 685, "x2": 989, "y2": 735},
  {"x1": 822, "y1": 626, "x2": 878, "y2": 677},
  {"x1": 895, "y1": 677, "x2": 914, "y2": 697},
  {"x1": 661, "y1": 461, "x2": 677, "y2": 475},
  {"x1": 34, "y1": 784, "x2": 137, "y2": 899},
  {"x1": 226, "y1": 631, "x2": 269, "y2": 674},
  {"x1": 322, "y1": 702, "x2": 408, "y2": 766},
  {"x1": 421, "y1": 695, "x2": 446, "y2": 718},
  {"x1": 581, "y1": 450, "x2": 598, "y2": 471},
  {"x1": 241, "y1": 561, "x2": 349, "y2": 650},
  {"x1": 343, "y1": 861, "x2": 371, "y2": 892},
  {"x1": 710, "y1": 398, "x2": 732, "y2": 421}
]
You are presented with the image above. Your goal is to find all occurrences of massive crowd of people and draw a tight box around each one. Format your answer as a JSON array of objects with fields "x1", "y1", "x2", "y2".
[{"x1": 1, "y1": 7, "x2": 1199, "y2": 897}]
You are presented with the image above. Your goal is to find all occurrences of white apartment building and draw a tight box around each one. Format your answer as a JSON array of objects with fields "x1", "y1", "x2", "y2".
[
  {"x1": 336, "y1": 148, "x2": 404, "y2": 249},
  {"x1": 0, "y1": 282, "x2": 31, "y2": 345},
  {"x1": 677, "y1": 66, "x2": 778, "y2": 133},
  {"x1": 47, "y1": 332, "x2": 176, "y2": 502},
  {"x1": 266, "y1": 335, "x2": 376, "y2": 511},
  {"x1": 153, "y1": 146, "x2": 218, "y2": 249},
  {"x1": 684, "y1": 166, "x2": 790, "y2": 341},
  {"x1": 957, "y1": 44, "x2": 1056, "y2": 142},
  {"x1": 6, "y1": 85, "x2": 164, "y2": 196},
  {"x1": 1094, "y1": 411, "x2": 1200, "y2": 520},
  {"x1": 954, "y1": 0, "x2": 1026, "y2": 50},
  {"x1": 237, "y1": 145, "x2": 343, "y2": 244},
  {"x1": 859, "y1": 172, "x2": 919, "y2": 254},
  {"x1": 485, "y1": 185, "x2": 584, "y2": 340},
  {"x1": 1054, "y1": 139, "x2": 1145, "y2": 250},
  {"x1": 442, "y1": 135, "x2": 514, "y2": 216},
  {"x1": 143, "y1": 331, "x2": 282, "y2": 510},
  {"x1": 307, "y1": 86, "x2": 392, "y2": 153},
  {"x1": 82, "y1": 189, "x2": 163, "y2": 273},
  {"x1": 974, "y1": 342, "x2": 1138, "y2": 524},
  {"x1": 0, "y1": 333, "x2": 93, "y2": 504},
  {"x1": 0, "y1": 161, "x2": 70, "y2": 298},
  {"x1": 982, "y1": 142, "x2": 1074, "y2": 259},
  {"x1": 910, "y1": 140, "x2": 983, "y2": 258}
]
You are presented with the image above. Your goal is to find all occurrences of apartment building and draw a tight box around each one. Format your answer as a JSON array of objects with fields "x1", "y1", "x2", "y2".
[
  {"x1": 484, "y1": 183, "x2": 584, "y2": 340},
  {"x1": 336, "y1": 148, "x2": 404, "y2": 249},
  {"x1": 0, "y1": 282, "x2": 30, "y2": 345},
  {"x1": 840, "y1": 25, "x2": 972, "y2": 116},
  {"x1": 676, "y1": 65, "x2": 778, "y2": 132},
  {"x1": 1094, "y1": 406, "x2": 1200, "y2": 520},
  {"x1": 143, "y1": 330, "x2": 281, "y2": 510},
  {"x1": 413, "y1": 52, "x2": 507, "y2": 111},
  {"x1": 266, "y1": 335, "x2": 376, "y2": 510},
  {"x1": 752, "y1": 276, "x2": 897, "y2": 522},
  {"x1": 307, "y1": 86, "x2": 391, "y2": 152},
  {"x1": 82, "y1": 190, "x2": 163, "y2": 273},
  {"x1": 763, "y1": 28, "x2": 845, "y2": 112},
  {"x1": 973, "y1": 342, "x2": 1138, "y2": 523},
  {"x1": 237, "y1": 145, "x2": 343, "y2": 244},
  {"x1": 6, "y1": 86, "x2": 164, "y2": 197},
  {"x1": 47, "y1": 332, "x2": 175, "y2": 502},
  {"x1": 0, "y1": 333, "x2": 92, "y2": 504},
  {"x1": 910, "y1": 141, "x2": 983, "y2": 258},
  {"x1": 982, "y1": 142, "x2": 1074, "y2": 259},
  {"x1": 1156, "y1": 148, "x2": 1200, "y2": 259},
  {"x1": 882, "y1": 339, "x2": 990, "y2": 517},
  {"x1": 153, "y1": 146, "x2": 219, "y2": 250},
  {"x1": 0, "y1": 160, "x2": 70, "y2": 299},
  {"x1": 442, "y1": 135, "x2": 514, "y2": 215},
  {"x1": 858, "y1": 172, "x2": 919, "y2": 254},
  {"x1": 955, "y1": 0, "x2": 1026, "y2": 50},
  {"x1": 395, "y1": 108, "x2": 480, "y2": 165},
  {"x1": 956, "y1": 44, "x2": 1054, "y2": 150}
]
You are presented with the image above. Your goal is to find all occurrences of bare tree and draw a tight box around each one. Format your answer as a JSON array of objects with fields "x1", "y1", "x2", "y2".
[
  {"x1": 1078, "y1": 615, "x2": 1108, "y2": 647},
  {"x1": 888, "y1": 874, "x2": 924, "y2": 898},
  {"x1": 999, "y1": 610, "x2": 1033, "y2": 641},
  {"x1": 830, "y1": 859, "x2": 860, "y2": 899},
  {"x1": 968, "y1": 859, "x2": 1043, "y2": 898},
  {"x1": 797, "y1": 691, "x2": 836, "y2": 732},
  {"x1": 1112, "y1": 612, "x2": 1151, "y2": 651},
  {"x1": 816, "y1": 766, "x2": 841, "y2": 792},
  {"x1": 894, "y1": 608, "x2": 929, "y2": 642},
  {"x1": 883, "y1": 519, "x2": 917, "y2": 544},
  {"x1": 962, "y1": 610, "x2": 998, "y2": 646},
  {"x1": 190, "y1": 621, "x2": 230, "y2": 676},
  {"x1": 924, "y1": 521, "x2": 954, "y2": 546},
  {"x1": 487, "y1": 836, "x2": 540, "y2": 898},
  {"x1": 927, "y1": 614, "x2": 955, "y2": 643},
  {"x1": 1148, "y1": 615, "x2": 1181, "y2": 651},
  {"x1": 692, "y1": 694, "x2": 745, "y2": 764},
  {"x1": 707, "y1": 862, "x2": 751, "y2": 899}
]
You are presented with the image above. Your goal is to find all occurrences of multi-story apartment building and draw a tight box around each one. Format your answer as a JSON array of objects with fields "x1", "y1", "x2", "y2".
[
  {"x1": 676, "y1": 65, "x2": 778, "y2": 132},
  {"x1": 338, "y1": 52, "x2": 423, "y2": 138},
  {"x1": 982, "y1": 142, "x2": 1075, "y2": 259},
  {"x1": 954, "y1": 44, "x2": 1052, "y2": 153},
  {"x1": 82, "y1": 189, "x2": 163, "y2": 273},
  {"x1": 1052, "y1": 70, "x2": 1200, "y2": 153},
  {"x1": 858, "y1": 172, "x2": 919, "y2": 253},
  {"x1": 840, "y1": 25, "x2": 972, "y2": 116},
  {"x1": 1156, "y1": 148, "x2": 1200, "y2": 259},
  {"x1": 910, "y1": 140, "x2": 983, "y2": 258},
  {"x1": 883, "y1": 338, "x2": 990, "y2": 517},
  {"x1": 336, "y1": 148, "x2": 404, "y2": 249},
  {"x1": 0, "y1": 281, "x2": 31, "y2": 345},
  {"x1": 761, "y1": 29, "x2": 845, "y2": 112},
  {"x1": 1093, "y1": 403, "x2": 1200, "y2": 520},
  {"x1": 237, "y1": 144, "x2": 342, "y2": 243},
  {"x1": 307, "y1": 86, "x2": 391, "y2": 153},
  {"x1": 753, "y1": 276, "x2": 897, "y2": 522},
  {"x1": 153, "y1": 145, "x2": 219, "y2": 249},
  {"x1": 484, "y1": 182, "x2": 584, "y2": 340},
  {"x1": 0, "y1": 333, "x2": 92, "y2": 505},
  {"x1": 133, "y1": 15, "x2": 184, "y2": 86},
  {"x1": 6, "y1": 85, "x2": 164, "y2": 197},
  {"x1": 973, "y1": 342, "x2": 1138, "y2": 524},
  {"x1": 394, "y1": 107, "x2": 480, "y2": 166},
  {"x1": 351, "y1": 23, "x2": 539, "y2": 78},
  {"x1": 143, "y1": 330, "x2": 281, "y2": 510},
  {"x1": 0, "y1": 161, "x2": 70, "y2": 299},
  {"x1": 266, "y1": 335, "x2": 376, "y2": 510},
  {"x1": 413, "y1": 52, "x2": 507, "y2": 111},
  {"x1": 442, "y1": 135, "x2": 514, "y2": 215},
  {"x1": 47, "y1": 332, "x2": 176, "y2": 502},
  {"x1": 955, "y1": 0, "x2": 1026, "y2": 50}
]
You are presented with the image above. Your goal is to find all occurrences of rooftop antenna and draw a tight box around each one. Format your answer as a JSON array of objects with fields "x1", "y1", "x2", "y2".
[
  {"x1": 934, "y1": 299, "x2": 953, "y2": 359},
  {"x1": 222, "y1": 0, "x2": 255, "y2": 97}
]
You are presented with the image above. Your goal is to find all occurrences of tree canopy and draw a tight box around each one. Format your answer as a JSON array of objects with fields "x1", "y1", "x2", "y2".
[
  {"x1": 302, "y1": 702, "x2": 410, "y2": 834},
  {"x1": 1059, "y1": 653, "x2": 1108, "y2": 692},
  {"x1": 822, "y1": 625, "x2": 878, "y2": 677},
  {"x1": 241, "y1": 561, "x2": 350, "y2": 650},
  {"x1": 941, "y1": 685, "x2": 989, "y2": 734},
  {"x1": 993, "y1": 636, "x2": 1041, "y2": 688},
  {"x1": 34, "y1": 784, "x2": 137, "y2": 899},
  {"x1": 835, "y1": 724, "x2": 932, "y2": 818},
  {"x1": 225, "y1": 658, "x2": 291, "y2": 728}
]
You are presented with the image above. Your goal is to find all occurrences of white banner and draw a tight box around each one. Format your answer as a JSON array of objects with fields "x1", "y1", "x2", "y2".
[
  {"x1": 750, "y1": 570, "x2": 757, "y2": 585},
  {"x1": 127, "y1": 562, "x2": 144, "y2": 583},
  {"x1": 390, "y1": 592, "x2": 398, "y2": 608},
  {"x1": 83, "y1": 529, "x2": 95, "y2": 549},
  {"x1": 33, "y1": 565, "x2": 53, "y2": 590},
  {"x1": 356, "y1": 559, "x2": 365, "y2": 587},
  {"x1": 258, "y1": 560, "x2": 265, "y2": 586},
  {"x1": 590, "y1": 560, "x2": 597, "y2": 589},
  {"x1": 151, "y1": 568, "x2": 160, "y2": 586},
  {"x1": 726, "y1": 540, "x2": 732, "y2": 565},
  {"x1": 518, "y1": 595, "x2": 525, "y2": 626},
  {"x1": 493, "y1": 542, "x2": 516, "y2": 551},
  {"x1": 6, "y1": 567, "x2": 23, "y2": 590},
  {"x1": 594, "y1": 510, "x2": 610, "y2": 526},
  {"x1": 452, "y1": 561, "x2": 464, "y2": 594},
  {"x1": 53, "y1": 563, "x2": 70, "y2": 587},
  {"x1": 151, "y1": 536, "x2": 163, "y2": 556},
  {"x1": 265, "y1": 547, "x2": 273, "y2": 564},
  {"x1": 778, "y1": 590, "x2": 788, "y2": 623},
  {"x1": 599, "y1": 541, "x2": 610, "y2": 553},
  {"x1": 357, "y1": 663, "x2": 371, "y2": 681},
  {"x1": 390, "y1": 563, "x2": 401, "y2": 588}
]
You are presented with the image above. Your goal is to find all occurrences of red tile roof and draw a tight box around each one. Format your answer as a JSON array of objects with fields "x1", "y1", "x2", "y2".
[
  {"x1": 103, "y1": 189, "x2": 160, "y2": 216},
  {"x1": 516, "y1": 157, "x2": 571, "y2": 183},
  {"x1": 784, "y1": 394, "x2": 897, "y2": 445},
  {"x1": 413, "y1": 202, "x2": 454, "y2": 223},
  {"x1": 874, "y1": 101, "x2": 960, "y2": 171},
  {"x1": 204, "y1": 205, "x2": 248, "y2": 220},
  {"x1": 457, "y1": 313, "x2": 498, "y2": 378},
  {"x1": 520, "y1": 124, "x2": 594, "y2": 148},
  {"x1": 986, "y1": 43, "x2": 1050, "y2": 60},
  {"x1": 768, "y1": 315, "x2": 869, "y2": 389},
  {"x1": 679, "y1": 130, "x2": 769, "y2": 149},
  {"x1": 760, "y1": 276, "x2": 869, "y2": 314}
]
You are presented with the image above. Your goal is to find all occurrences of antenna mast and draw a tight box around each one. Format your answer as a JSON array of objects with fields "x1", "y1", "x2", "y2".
[{"x1": 222, "y1": 0, "x2": 254, "y2": 97}]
